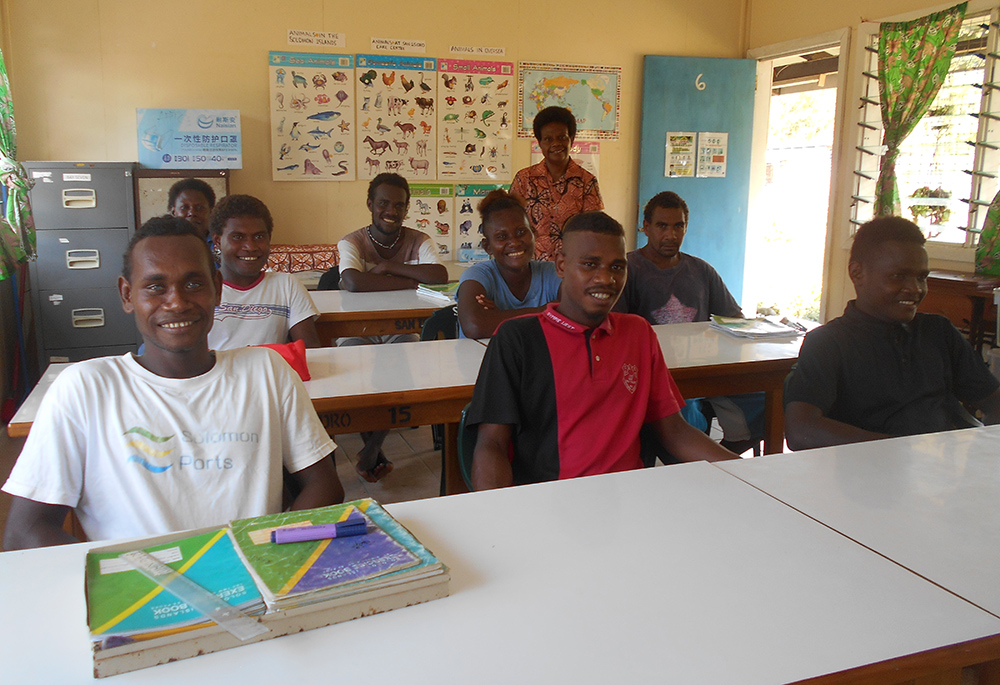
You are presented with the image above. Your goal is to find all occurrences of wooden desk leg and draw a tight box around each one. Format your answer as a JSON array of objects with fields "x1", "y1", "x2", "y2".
[
  {"x1": 762, "y1": 388, "x2": 785, "y2": 455},
  {"x1": 443, "y1": 422, "x2": 469, "y2": 496}
]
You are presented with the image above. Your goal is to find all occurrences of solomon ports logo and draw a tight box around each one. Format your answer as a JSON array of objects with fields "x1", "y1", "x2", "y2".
[
  {"x1": 123, "y1": 426, "x2": 175, "y2": 473},
  {"x1": 622, "y1": 363, "x2": 638, "y2": 394}
]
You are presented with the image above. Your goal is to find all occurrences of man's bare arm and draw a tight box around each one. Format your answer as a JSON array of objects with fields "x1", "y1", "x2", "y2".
[
  {"x1": 3, "y1": 497, "x2": 78, "y2": 550},
  {"x1": 653, "y1": 412, "x2": 737, "y2": 463},
  {"x1": 471, "y1": 423, "x2": 514, "y2": 490},
  {"x1": 339, "y1": 267, "x2": 417, "y2": 292},
  {"x1": 784, "y1": 400, "x2": 888, "y2": 450},
  {"x1": 289, "y1": 318, "x2": 321, "y2": 348},
  {"x1": 289, "y1": 454, "x2": 345, "y2": 510},
  {"x1": 374, "y1": 261, "x2": 448, "y2": 284}
]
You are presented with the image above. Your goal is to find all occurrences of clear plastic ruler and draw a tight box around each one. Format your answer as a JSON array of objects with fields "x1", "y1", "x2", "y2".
[{"x1": 120, "y1": 550, "x2": 270, "y2": 641}]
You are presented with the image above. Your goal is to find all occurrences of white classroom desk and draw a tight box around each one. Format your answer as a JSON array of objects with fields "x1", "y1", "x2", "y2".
[
  {"x1": 2, "y1": 462, "x2": 999, "y2": 683},
  {"x1": 7, "y1": 339, "x2": 486, "y2": 442},
  {"x1": 309, "y1": 289, "x2": 451, "y2": 342},
  {"x1": 719, "y1": 424, "x2": 1000, "y2": 619}
]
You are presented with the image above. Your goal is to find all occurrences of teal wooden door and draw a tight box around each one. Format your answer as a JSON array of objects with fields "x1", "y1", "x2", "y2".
[{"x1": 638, "y1": 56, "x2": 755, "y2": 301}]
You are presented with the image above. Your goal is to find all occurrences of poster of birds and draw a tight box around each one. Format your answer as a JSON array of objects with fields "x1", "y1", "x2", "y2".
[
  {"x1": 436, "y1": 60, "x2": 514, "y2": 181},
  {"x1": 355, "y1": 54, "x2": 438, "y2": 181},
  {"x1": 269, "y1": 51, "x2": 357, "y2": 182}
]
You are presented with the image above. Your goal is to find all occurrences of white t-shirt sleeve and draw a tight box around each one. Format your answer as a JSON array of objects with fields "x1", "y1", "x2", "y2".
[
  {"x1": 287, "y1": 275, "x2": 320, "y2": 327},
  {"x1": 337, "y1": 239, "x2": 365, "y2": 273},
  {"x1": 414, "y1": 234, "x2": 443, "y2": 265},
  {"x1": 2, "y1": 367, "x2": 87, "y2": 507},
  {"x1": 265, "y1": 349, "x2": 336, "y2": 473}
]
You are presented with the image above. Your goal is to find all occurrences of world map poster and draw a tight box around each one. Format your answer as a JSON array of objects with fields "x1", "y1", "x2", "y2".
[{"x1": 517, "y1": 61, "x2": 621, "y2": 141}]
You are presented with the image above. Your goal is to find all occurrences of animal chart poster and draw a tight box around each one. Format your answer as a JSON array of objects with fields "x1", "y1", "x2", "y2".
[
  {"x1": 436, "y1": 59, "x2": 514, "y2": 181},
  {"x1": 454, "y1": 183, "x2": 505, "y2": 262},
  {"x1": 517, "y1": 61, "x2": 622, "y2": 140},
  {"x1": 355, "y1": 54, "x2": 437, "y2": 181},
  {"x1": 269, "y1": 52, "x2": 356, "y2": 181},
  {"x1": 410, "y1": 184, "x2": 455, "y2": 260}
]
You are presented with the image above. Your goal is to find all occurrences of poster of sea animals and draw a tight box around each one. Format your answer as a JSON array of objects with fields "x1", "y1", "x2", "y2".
[
  {"x1": 436, "y1": 59, "x2": 514, "y2": 181},
  {"x1": 355, "y1": 54, "x2": 437, "y2": 182},
  {"x1": 410, "y1": 184, "x2": 455, "y2": 260},
  {"x1": 269, "y1": 52, "x2": 356, "y2": 181},
  {"x1": 454, "y1": 183, "x2": 504, "y2": 262}
]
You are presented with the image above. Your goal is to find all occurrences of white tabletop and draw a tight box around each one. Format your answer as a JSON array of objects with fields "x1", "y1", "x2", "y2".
[
  {"x1": 719, "y1": 424, "x2": 1000, "y2": 619},
  {"x1": 652, "y1": 321, "x2": 802, "y2": 370},
  {"x1": 310, "y1": 288, "x2": 453, "y2": 315},
  {"x1": 2, "y1": 462, "x2": 997, "y2": 683},
  {"x1": 303, "y1": 338, "x2": 484, "y2": 398},
  {"x1": 9, "y1": 340, "x2": 485, "y2": 432}
]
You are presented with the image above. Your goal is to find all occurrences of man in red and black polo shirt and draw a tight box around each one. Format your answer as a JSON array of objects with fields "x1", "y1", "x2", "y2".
[{"x1": 467, "y1": 211, "x2": 735, "y2": 490}]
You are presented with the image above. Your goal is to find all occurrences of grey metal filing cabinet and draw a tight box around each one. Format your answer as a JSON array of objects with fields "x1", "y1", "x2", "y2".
[{"x1": 25, "y1": 161, "x2": 140, "y2": 373}]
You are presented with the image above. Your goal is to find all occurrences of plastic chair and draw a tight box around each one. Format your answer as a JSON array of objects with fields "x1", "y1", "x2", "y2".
[
  {"x1": 317, "y1": 265, "x2": 340, "y2": 290},
  {"x1": 457, "y1": 402, "x2": 477, "y2": 490},
  {"x1": 420, "y1": 304, "x2": 457, "y2": 341}
]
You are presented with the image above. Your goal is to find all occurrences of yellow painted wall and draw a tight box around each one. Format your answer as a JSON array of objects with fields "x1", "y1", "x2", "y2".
[{"x1": 3, "y1": 0, "x2": 748, "y2": 247}]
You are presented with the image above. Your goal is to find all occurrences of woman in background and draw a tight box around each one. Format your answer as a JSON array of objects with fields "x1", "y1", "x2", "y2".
[
  {"x1": 510, "y1": 106, "x2": 603, "y2": 261},
  {"x1": 457, "y1": 190, "x2": 560, "y2": 339}
]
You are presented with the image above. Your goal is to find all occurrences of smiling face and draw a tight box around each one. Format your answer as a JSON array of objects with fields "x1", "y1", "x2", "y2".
[
  {"x1": 483, "y1": 207, "x2": 535, "y2": 273},
  {"x1": 555, "y1": 230, "x2": 627, "y2": 327},
  {"x1": 849, "y1": 239, "x2": 929, "y2": 323},
  {"x1": 119, "y1": 234, "x2": 221, "y2": 375},
  {"x1": 169, "y1": 190, "x2": 213, "y2": 239},
  {"x1": 538, "y1": 121, "x2": 573, "y2": 169},
  {"x1": 640, "y1": 206, "x2": 687, "y2": 268},
  {"x1": 215, "y1": 216, "x2": 271, "y2": 287},
  {"x1": 367, "y1": 183, "x2": 409, "y2": 237}
]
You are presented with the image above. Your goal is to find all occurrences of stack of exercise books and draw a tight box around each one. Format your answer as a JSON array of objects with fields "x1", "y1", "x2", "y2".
[
  {"x1": 709, "y1": 315, "x2": 802, "y2": 340},
  {"x1": 85, "y1": 499, "x2": 449, "y2": 677},
  {"x1": 416, "y1": 281, "x2": 459, "y2": 303}
]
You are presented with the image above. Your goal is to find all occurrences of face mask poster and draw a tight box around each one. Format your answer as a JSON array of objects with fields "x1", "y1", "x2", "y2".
[{"x1": 136, "y1": 109, "x2": 243, "y2": 169}]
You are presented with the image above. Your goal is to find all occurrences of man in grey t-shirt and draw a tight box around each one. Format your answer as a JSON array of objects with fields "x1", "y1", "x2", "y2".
[{"x1": 618, "y1": 192, "x2": 763, "y2": 454}]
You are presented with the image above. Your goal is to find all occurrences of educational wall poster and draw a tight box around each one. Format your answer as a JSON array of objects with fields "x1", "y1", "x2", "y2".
[
  {"x1": 530, "y1": 141, "x2": 600, "y2": 177},
  {"x1": 410, "y1": 184, "x2": 455, "y2": 260},
  {"x1": 665, "y1": 132, "x2": 696, "y2": 178},
  {"x1": 517, "y1": 61, "x2": 622, "y2": 140},
  {"x1": 696, "y1": 132, "x2": 728, "y2": 178},
  {"x1": 136, "y1": 109, "x2": 242, "y2": 169},
  {"x1": 454, "y1": 183, "x2": 504, "y2": 262},
  {"x1": 355, "y1": 54, "x2": 438, "y2": 181},
  {"x1": 436, "y1": 59, "x2": 514, "y2": 181},
  {"x1": 269, "y1": 52, "x2": 356, "y2": 182}
]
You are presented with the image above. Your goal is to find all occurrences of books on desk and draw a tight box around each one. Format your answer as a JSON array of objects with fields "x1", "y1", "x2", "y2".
[
  {"x1": 710, "y1": 315, "x2": 802, "y2": 339},
  {"x1": 416, "y1": 281, "x2": 459, "y2": 304},
  {"x1": 85, "y1": 499, "x2": 450, "y2": 677}
]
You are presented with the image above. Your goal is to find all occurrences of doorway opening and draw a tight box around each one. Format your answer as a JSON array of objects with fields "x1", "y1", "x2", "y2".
[{"x1": 746, "y1": 47, "x2": 841, "y2": 321}]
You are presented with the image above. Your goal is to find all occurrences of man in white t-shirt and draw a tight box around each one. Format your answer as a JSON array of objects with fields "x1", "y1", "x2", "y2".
[
  {"x1": 207, "y1": 194, "x2": 320, "y2": 350},
  {"x1": 2, "y1": 217, "x2": 344, "y2": 549},
  {"x1": 336, "y1": 173, "x2": 448, "y2": 482}
]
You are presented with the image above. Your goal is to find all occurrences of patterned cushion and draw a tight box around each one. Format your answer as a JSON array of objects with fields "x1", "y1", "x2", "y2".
[{"x1": 266, "y1": 244, "x2": 339, "y2": 273}]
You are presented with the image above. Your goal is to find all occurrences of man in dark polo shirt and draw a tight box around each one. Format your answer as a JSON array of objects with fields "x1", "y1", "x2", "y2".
[
  {"x1": 784, "y1": 216, "x2": 1000, "y2": 450},
  {"x1": 466, "y1": 211, "x2": 735, "y2": 490}
]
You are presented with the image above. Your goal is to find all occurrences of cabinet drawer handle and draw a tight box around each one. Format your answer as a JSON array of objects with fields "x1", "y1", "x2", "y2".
[
  {"x1": 62, "y1": 188, "x2": 97, "y2": 209},
  {"x1": 71, "y1": 308, "x2": 105, "y2": 328},
  {"x1": 65, "y1": 249, "x2": 100, "y2": 270}
]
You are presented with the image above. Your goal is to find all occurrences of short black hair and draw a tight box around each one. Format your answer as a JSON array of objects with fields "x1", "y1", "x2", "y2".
[
  {"x1": 167, "y1": 178, "x2": 216, "y2": 209},
  {"x1": 644, "y1": 191, "x2": 689, "y2": 224},
  {"x1": 532, "y1": 106, "x2": 577, "y2": 141},
  {"x1": 209, "y1": 194, "x2": 274, "y2": 237},
  {"x1": 562, "y1": 211, "x2": 625, "y2": 239},
  {"x1": 478, "y1": 189, "x2": 527, "y2": 228},
  {"x1": 850, "y1": 216, "x2": 926, "y2": 265},
  {"x1": 368, "y1": 172, "x2": 410, "y2": 204},
  {"x1": 122, "y1": 216, "x2": 210, "y2": 280}
]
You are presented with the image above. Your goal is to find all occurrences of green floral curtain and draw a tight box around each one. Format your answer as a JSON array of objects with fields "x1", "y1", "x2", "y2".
[
  {"x1": 875, "y1": 2, "x2": 967, "y2": 216},
  {"x1": 0, "y1": 45, "x2": 34, "y2": 281}
]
